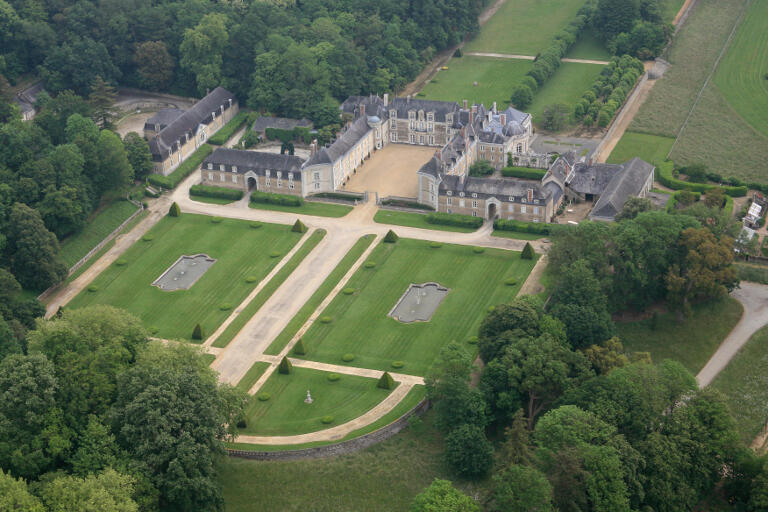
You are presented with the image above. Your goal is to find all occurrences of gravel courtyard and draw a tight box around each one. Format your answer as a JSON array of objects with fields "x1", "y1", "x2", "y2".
[{"x1": 343, "y1": 144, "x2": 436, "y2": 198}]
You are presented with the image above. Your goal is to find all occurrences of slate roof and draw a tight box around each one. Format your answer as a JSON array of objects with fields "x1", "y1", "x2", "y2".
[
  {"x1": 145, "y1": 108, "x2": 185, "y2": 130},
  {"x1": 148, "y1": 87, "x2": 236, "y2": 158},
  {"x1": 389, "y1": 97, "x2": 461, "y2": 123},
  {"x1": 568, "y1": 162, "x2": 623, "y2": 196},
  {"x1": 302, "y1": 116, "x2": 371, "y2": 167},
  {"x1": 590, "y1": 158, "x2": 654, "y2": 220},
  {"x1": 544, "y1": 151, "x2": 578, "y2": 186},
  {"x1": 439, "y1": 175, "x2": 552, "y2": 202},
  {"x1": 252, "y1": 116, "x2": 313, "y2": 133},
  {"x1": 203, "y1": 148, "x2": 304, "y2": 174},
  {"x1": 14, "y1": 82, "x2": 44, "y2": 116}
]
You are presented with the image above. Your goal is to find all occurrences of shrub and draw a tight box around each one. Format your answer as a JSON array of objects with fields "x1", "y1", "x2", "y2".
[
  {"x1": 383, "y1": 229, "x2": 399, "y2": 243},
  {"x1": 292, "y1": 219, "x2": 307, "y2": 233},
  {"x1": 425, "y1": 212, "x2": 483, "y2": 229},
  {"x1": 87, "y1": 285, "x2": 98, "y2": 292},
  {"x1": 430, "y1": 241, "x2": 442, "y2": 248},
  {"x1": 380, "y1": 198, "x2": 433, "y2": 210},
  {"x1": 377, "y1": 371, "x2": 395, "y2": 390},
  {"x1": 453, "y1": 48, "x2": 462, "y2": 58},
  {"x1": 168, "y1": 202, "x2": 180, "y2": 217},
  {"x1": 115, "y1": 259, "x2": 127, "y2": 266},
  {"x1": 521, "y1": 75, "x2": 538, "y2": 92},
  {"x1": 142, "y1": 234, "x2": 154, "y2": 241},
  {"x1": 469, "y1": 160, "x2": 495, "y2": 177},
  {"x1": 364, "y1": 261, "x2": 377, "y2": 269},
  {"x1": 249, "y1": 222, "x2": 263, "y2": 229},
  {"x1": 500, "y1": 166, "x2": 547, "y2": 180},
  {"x1": 494, "y1": 219, "x2": 551, "y2": 235},
  {"x1": 444, "y1": 424, "x2": 494, "y2": 478},
  {"x1": 311, "y1": 191, "x2": 364, "y2": 202},
  {"x1": 207, "y1": 111, "x2": 248, "y2": 145},
  {"x1": 190, "y1": 184, "x2": 244, "y2": 201},
  {"x1": 504, "y1": 277, "x2": 518, "y2": 286},
  {"x1": 391, "y1": 361, "x2": 404, "y2": 369},
  {"x1": 521, "y1": 242, "x2": 535, "y2": 259},
  {"x1": 327, "y1": 373, "x2": 341, "y2": 382},
  {"x1": 656, "y1": 162, "x2": 747, "y2": 197},
  {"x1": 210, "y1": 216, "x2": 223, "y2": 223},
  {"x1": 251, "y1": 190, "x2": 303, "y2": 206},
  {"x1": 321, "y1": 415, "x2": 334, "y2": 424},
  {"x1": 467, "y1": 335, "x2": 479, "y2": 345},
  {"x1": 342, "y1": 353, "x2": 355, "y2": 362},
  {"x1": 342, "y1": 288, "x2": 355, "y2": 295},
  {"x1": 219, "y1": 303, "x2": 232, "y2": 311},
  {"x1": 511, "y1": 84, "x2": 533, "y2": 109},
  {"x1": 236, "y1": 419, "x2": 247, "y2": 429},
  {"x1": 192, "y1": 323, "x2": 204, "y2": 340},
  {"x1": 257, "y1": 392, "x2": 271, "y2": 401},
  {"x1": 320, "y1": 316, "x2": 332, "y2": 324},
  {"x1": 278, "y1": 356, "x2": 293, "y2": 374},
  {"x1": 293, "y1": 338, "x2": 306, "y2": 355},
  {"x1": 246, "y1": 275, "x2": 258, "y2": 283},
  {"x1": 269, "y1": 251, "x2": 281, "y2": 258},
  {"x1": 472, "y1": 246, "x2": 485, "y2": 254}
]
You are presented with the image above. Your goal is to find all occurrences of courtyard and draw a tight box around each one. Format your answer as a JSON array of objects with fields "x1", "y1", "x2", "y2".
[{"x1": 343, "y1": 144, "x2": 436, "y2": 198}]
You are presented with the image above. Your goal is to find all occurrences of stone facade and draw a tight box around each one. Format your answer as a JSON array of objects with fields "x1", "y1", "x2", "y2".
[{"x1": 201, "y1": 148, "x2": 305, "y2": 196}]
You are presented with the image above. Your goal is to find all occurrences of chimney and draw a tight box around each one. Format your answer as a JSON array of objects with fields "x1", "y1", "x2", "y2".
[
  {"x1": 492, "y1": 101, "x2": 497, "y2": 113},
  {"x1": 360, "y1": 104, "x2": 365, "y2": 117},
  {"x1": 471, "y1": 104, "x2": 477, "y2": 114},
  {"x1": 310, "y1": 139, "x2": 318, "y2": 156},
  {"x1": 407, "y1": 95, "x2": 411, "y2": 103},
  {"x1": 463, "y1": 99, "x2": 468, "y2": 110},
  {"x1": 383, "y1": 93, "x2": 389, "y2": 106},
  {"x1": 501, "y1": 114, "x2": 507, "y2": 125},
  {"x1": 461, "y1": 126, "x2": 466, "y2": 138},
  {"x1": 527, "y1": 189, "x2": 533, "y2": 203}
]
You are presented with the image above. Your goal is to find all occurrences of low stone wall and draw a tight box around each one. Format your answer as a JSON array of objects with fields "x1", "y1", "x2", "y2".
[{"x1": 226, "y1": 399, "x2": 429, "y2": 461}]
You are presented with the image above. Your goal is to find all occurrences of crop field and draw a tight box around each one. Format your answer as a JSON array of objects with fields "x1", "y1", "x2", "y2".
[
  {"x1": 607, "y1": 131, "x2": 675, "y2": 166},
  {"x1": 465, "y1": 0, "x2": 586, "y2": 55},
  {"x1": 241, "y1": 367, "x2": 392, "y2": 436},
  {"x1": 68, "y1": 214, "x2": 302, "y2": 342},
  {"x1": 527, "y1": 62, "x2": 605, "y2": 124},
  {"x1": 59, "y1": 200, "x2": 140, "y2": 267},
  {"x1": 299, "y1": 238, "x2": 536, "y2": 376}
]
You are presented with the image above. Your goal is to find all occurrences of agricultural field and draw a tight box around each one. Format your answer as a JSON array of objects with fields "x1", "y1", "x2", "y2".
[
  {"x1": 241, "y1": 368, "x2": 392, "y2": 436},
  {"x1": 464, "y1": 0, "x2": 586, "y2": 55},
  {"x1": 607, "y1": 131, "x2": 675, "y2": 166},
  {"x1": 299, "y1": 238, "x2": 536, "y2": 376},
  {"x1": 59, "y1": 200, "x2": 140, "y2": 267},
  {"x1": 526, "y1": 62, "x2": 605, "y2": 122},
  {"x1": 68, "y1": 214, "x2": 303, "y2": 342}
]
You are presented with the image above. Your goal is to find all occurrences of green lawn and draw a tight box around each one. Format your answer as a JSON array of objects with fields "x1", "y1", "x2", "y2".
[
  {"x1": 662, "y1": 0, "x2": 686, "y2": 22},
  {"x1": 68, "y1": 214, "x2": 302, "y2": 342},
  {"x1": 420, "y1": 56, "x2": 531, "y2": 108},
  {"x1": 264, "y1": 235, "x2": 376, "y2": 356},
  {"x1": 212, "y1": 229, "x2": 326, "y2": 348},
  {"x1": 607, "y1": 131, "x2": 675, "y2": 167},
  {"x1": 59, "y1": 200, "x2": 140, "y2": 268},
  {"x1": 491, "y1": 229, "x2": 544, "y2": 241},
  {"x1": 237, "y1": 362, "x2": 271, "y2": 393},
  {"x1": 616, "y1": 297, "x2": 743, "y2": 374},
  {"x1": 465, "y1": 0, "x2": 586, "y2": 55},
  {"x1": 301, "y1": 238, "x2": 536, "y2": 376},
  {"x1": 241, "y1": 367, "x2": 393, "y2": 436},
  {"x1": 566, "y1": 31, "x2": 611, "y2": 61},
  {"x1": 374, "y1": 209, "x2": 480, "y2": 233},
  {"x1": 527, "y1": 62, "x2": 606, "y2": 127},
  {"x1": 711, "y1": 326, "x2": 768, "y2": 445},
  {"x1": 249, "y1": 200, "x2": 352, "y2": 218},
  {"x1": 190, "y1": 194, "x2": 236, "y2": 205}
]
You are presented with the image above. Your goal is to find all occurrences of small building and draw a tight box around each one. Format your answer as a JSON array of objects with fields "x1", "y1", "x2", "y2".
[
  {"x1": 252, "y1": 117, "x2": 313, "y2": 138},
  {"x1": 143, "y1": 108, "x2": 185, "y2": 139},
  {"x1": 588, "y1": 158, "x2": 655, "y2": 221},
  {"x1": 744, "y1": 199, "x2": 764, "y2": 229},
  {"x1": 201, "y1": 147, "x2": 305, "y2": 196},
  {"x1": 14, "y1": 82, "x2": 45, "y2": 121}
]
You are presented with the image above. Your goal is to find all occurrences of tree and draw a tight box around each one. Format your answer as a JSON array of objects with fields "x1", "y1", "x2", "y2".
[
  {"x1": 491, "y1": 465, "x2": 554, "y2": 512},
  {"x1": 37, "y1": 185, "x2": 89, "y2": 239},
  {"x1": 179, "y1": 13, "x2": 229, "y2": 96},
  {"x1": 469, "y1": 160, "x2": 494, "y2": 177},
  {"x1": 540, "y1": 104, "x2": 570, "y2": 131},
  {"x1": 521, "y1": 242, "x2": 535, "y2": 260},
  {"x1": 291, "y1": 219, "x2": 307, "y2": 233},
  {"x1": 38, "y1": 468, "x2": 138, "y2": 512},
  {"x1": 0, "y1": 469, "x2": 44, "y2": 512},
  {"x1": 123, "y1": 132, "x2": 153, "y2": 180},
  {"x1": 410, "y1": 479, "x2": 479, "y2": 512},
  {"x1": 615, "y1": 196, "x2": 653, "y2": 221},
  {"x1": 497, "y1": 409, "x2": 533, "y2": 468},
  {"x1": 377, "y1": 371, "x2": 395, "y2": 389},
  {"x1": 445, "y1": 424, "x2": 494, "y2": 478},
  {"x1": 383, "y1": 229, "x2": 399, "y2": 243},
  {"x1": 6, "y1": 202, "x2": 68, "y2": 290},
  {"x1": 596, "y1": 0, "x2": 641, "y2": 42},
  {"x1": 293, "y1": 338, "x2": 306, "y2": 355},
  {"x1": 95, "y1": 129, "x2": 133, "y2": 194},
  {"x1": 704, "y1": 187, "x2": 727, "y2": 209},
  {"x1": 278, "y1": 356, "x2": 293, "y2": 374},
  {"x1": 478, "y1": 297, "x2": 543, "y2": 363},
  {"x1": 511, "y1": 84, "x2": 533, "y2": 109},
  {"x1": 169, "y1": 202, "x2": 181, "y2": 217},
  {"x1": 666, "y1": 227, "x2": 738, "y2": 319},
  {"x1": 70, "y1": 415, "x2": 120, "y2": 477},
  {"x1": 133, "y1": 41, "x2": 174, "y2": 91},
  {"x1": 192, "y1": 323, "x2": 204, "y2": 340},
  {"x1": 89, "y1": 76, "x2": 118, "y2": 128},
  {"x1": 583, "y1": 337, "x2": 629, "y2": 375}
]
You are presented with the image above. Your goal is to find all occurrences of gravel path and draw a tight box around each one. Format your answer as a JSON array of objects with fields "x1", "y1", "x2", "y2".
[{"x1": 465, "y1": 52, "x2": 610, "y2": 65}]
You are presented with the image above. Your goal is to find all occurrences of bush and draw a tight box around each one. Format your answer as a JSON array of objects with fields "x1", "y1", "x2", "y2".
[
  {"x1": 269, "y1": 251, "x2": 281, "y2": 258},
  {"x1": 383, "y1": 229, "x2": 399, "y2": 243},
  {"x1": 251, "y1": 190, "x2": 303, "y2": 206},
  {"x1": 192, "y1": 323, "x2": 204, "y2": 340},
  {"x1": 444, "y1": 424, "x2": 494, "y2": 478},
  {"x1": 246, "y1": 275, "x2": 258, "y2": 283},
  {"x1": 342, "y1": 288, "x2": 355, "y2": 295},
  {"x1": 190, "y1": 184, "x2": 244, "y2": 201},
  {"x1": 380, "y1": 198, "x2": 434, "y2": 210},
  {"x1": 249, "y1": 222, "x2": 262, "y2": 229},
  {"x1": 236, "y1": 419, "x2": 247, "y2": 428},
  {"x1": 257, "y1": 392, "x2": 271, "y2": 401},
  {"x1": 292, "y1": 219, "x2": 307, "y2": 233},
  {"x1": 310, "y1": 192, "x2": 363, "y2": 202},
  {"x1": 494, "y1": 219, "x2": 550, "y2": 235},
  {"x1": 168, "y1": 202, "x2": 180, "y2": 217},
  {"x1": 472, "y1": 246, "x2": 485, "y2": 254},
  {"x1": 342, "y1": 353, "x2": 355, "y2": 362},
  {"x1": 467, "y1": 335, "x2": 479, "y2": 345},
  {"x1": 293, "y1": 338, "x2": 307, "y2": 355},
  {"x1": 500, "y1": 166, "x2": 547, "y2": 179},
  {"x1": 115, "y1": 259, "x2": 127, "y2": 266},
  {"x1": 219, "y1": 303, "x2": 232, "y2": 311},
  {"x1": 377, "y1": 371, "x2": 395, "y2": 390},
  {"x1": 320, "y1": 316, "x2": 332, "y2": 324},
  {"x1": 142, "y1": 234, "x2": 154, "y2": 242},
  {"x1": 504, "y1": 277, "x2": 518, "y2": 286},
  {"x1": 87, "y1": 285, "x2": 98, "y2": 292},
  {"x1": 425, "y1": 212, "x2": 483, "y2": 229},
  {"x1": 657, "y1": 162, "x2": 747, "y2": 197},
  {"x1": 327, "y1": 373, "x2": 341, "y2": 382},
  {"x1": 321, "y1": 415, "x2": 334, "y2": 424},
  {"x1": 207, "y1": 111, "x2": 248, "y2": 145},
  {"x1": 147, "y1": 144, "x2": 213, "y2": 189},
  {"x1": 210, "y1": 216, "x2": 223, "y2": 223},
  {"x1": 511, "y1": 84, "x2": 533, "y2": 109},
  {"x1": 469, "y1": 160, "x2": 495, "y2": 177},
  {"x1": 391, "y1": 361, "x2": 404, "y2": 369},
  {"x1": 430, "y1": 241, "x2": 442, "y2": 248},
  {"x1": 364, "y1": 261, "x2": 377, "y2": 269},
  {"x1": 521, "y1": 242, "x2": 535, "y2": 259},
  {"x1": 453, "y1": 48, "x2": 462, "y2": 58},
  {"x1": 278, "y1": 356, "x2": 293, "y2": 374}
]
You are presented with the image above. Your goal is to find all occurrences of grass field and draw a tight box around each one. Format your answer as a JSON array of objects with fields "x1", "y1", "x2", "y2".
[
  {"x1": 190, "y1": 194, "x2": 236, "y2": 205},
  {"x1": 237, "y1": 362, "x2": 271, "y2": 393},
  {"x1": 491, "y1": 230, "x2": 544, "y2": 241},
  {"x1": 420, "y1": 56, "x2": 531, "y2": 108},
  {"x1": 300, "y1": 238, "x2": 536, "y2": 376},
  {"x1": 527, "y1": 62, "x2": 605, "y2": 124},
  {"x1": 249, "y1": 200, "x2": 352, "y2": 218},
  {"x1": 662, "y1": 0, "x2": 687, "y2": 22},
  {"x1": 265, "y1": 235, "x2": 375, "y2": 355},
  {"x1": 241, "y1": 367, "x2": 393, "y2": 436},
  {"x1": 465, "y1": 0, "x2": 586, "y2": 55},
  {"x1": 59, "y1": 200, "x2": 140, "y2": 268},
  {"x1": 373, "y1": 209, "x2": 479, "y2": 233},
  {"x1": 616, "y1": 297, "x2": 743, "y2": 374},
  {"x1": 68, "y1": 214, "x2": 302, "y2": 342},
  {"x1": 711, "y1": 326, "x2": 768, "y2": 445},
  {"x1": 566, "y1": 31, "x2": 611, "y2": 61},
  {"x1": 212, "y1": 229, "x2": 326, "y2": 348},
  {"x1": 607, "y1": 131, "x2": 675, "y2": 166}
]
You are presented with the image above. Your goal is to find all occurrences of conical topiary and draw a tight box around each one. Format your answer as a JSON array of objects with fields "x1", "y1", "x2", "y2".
[
  {"x1": 521, "y1": 242, "x2": 535, "y2": 260},
  {"x1": 383, "y1": 229, "x2": 399, "y2": 243},
  {"x1": 293, "y1": 338, "x2": 306, "y2": 356},
  {"x1": 278, "y1": 356, "x2": 293, "y2": 374},
  {"x1": 192, "y1": 323, "x2": 204, "y2": 340},
  {"x1": 291, "y1": 219, "x2": 307, "y2": 233},
  {"x1": 169, "y1": 202, "x2": 181, "y2": 217},
  {"x1": 377, "y1": 371, "x2": 395, "y2": 390}
]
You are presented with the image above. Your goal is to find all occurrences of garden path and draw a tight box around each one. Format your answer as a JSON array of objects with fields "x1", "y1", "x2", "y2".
[{"x1": 464, "y1": 52, "x2": 610, "y2": 65}]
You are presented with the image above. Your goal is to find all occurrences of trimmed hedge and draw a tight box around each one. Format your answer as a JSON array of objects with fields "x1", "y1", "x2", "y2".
[
  {"x1": 251, "y1": 190, "x2": 303, "y2": 206},
  {"x1": 208, "y1": 111, "x2": 248, "y2": 145},
  {"x1": 657, "y1": 162, "x2": 747, "y2": 197},
  {"x1": 425, "y1": 212, "x2": 483, "y2": 229},
  {"x1": 190, "y1": 184, "x2": 244, "y2": 201},
  {"x1": 501, "y1": 166, "x2": 547, "y2": 180},
  {"x1": 494, "y1": 218, "x2": 550, "y2": 235},
  {"x1": 265, "y1": 126, "x2": 312, "y2": 145},
  {"x1": 310, "y1": 192, "x2": 363, "y2": 202},
  {"x1": 377, "y1": 371, "x2": 395, "y2": 390},
  {"x1": 380, "y1": 198, "x2": 434, "y2": 210},
  {"x1": 147, "y1": 144, "x2": 213, "y2": 190}
]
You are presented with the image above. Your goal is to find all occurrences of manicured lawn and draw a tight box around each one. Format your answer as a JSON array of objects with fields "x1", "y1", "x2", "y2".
[
  {"x1": 301, "y1": 238, "x2": 536, "y2": 376},
  {"x1": 420, "y1": 56, "x2": 531, "y2": 108},
  {"x1": 212, "y1": 229, "x2": 326, "y2": 348},
  {"x1": 218, "y1": 411, "x2": 490, "y2": 512},
  {"x1": 491, "y1": 229, "x2": 544, "y2": 241},
  {"x1": 374, "y1": 209, "x2": 480, "y2": 233},
  {"x1": 241, "y1": 367, "x2": 393, "y2": 436},
  {"x1": 616, "y1": 297, "x2": 743, "y2": 374},
  {"x1": 264, "y1": 235, "x2": 375, "y2": 355},
  {"x1": 59, "y1": 200, "x2": 140, "y2": 268},
  {"x1": 607, "y1": 131, "x2": 675, "y2": 167},
  {"x1": 711, "y1": 326, "x2": 768, "y2": 445},
  {"x1": 68, "y1": 214, "x2": 302, "y2": 342},
  {"x1": 201, "y1": 353, "x2": 216, "y2": 366},
  {"x1": 464, "y1": 0, "x2": 586, "y2": 55},
  {"x1": 249, "y1": 200, "x2": 352, "y2": 218},
  {"x1": 237, "y1": 362, "x2": 271, "y2": 393},
  {"x1": 190, "y1": 194, "x2": 236, "y2": 205},
  {"x1": 527, "y1": 62, "x2": 606, "y2": 126},
  {"x1": 566, "y1": 31, "x2": 611, "y2": 61}
]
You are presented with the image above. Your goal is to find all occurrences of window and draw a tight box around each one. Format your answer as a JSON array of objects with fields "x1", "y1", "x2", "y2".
[
  {"x1": 409, "y1": 111, "x2": 415, "y2": 120},
  {"x1": 208, "y1": 172, "x2": 213, "y2": 180},
  {"x1": 521, "y1": 205, "x2": 527, "y2": 213},
  {"x1": 429, "y1": 183, "x2": 434, "y2": 192},
  {"x1": 277, "y1": 179, "x2": 282, "y2": 188},
  {"x1": 447, "y1": 190, "x2": 453, "y2": 196},
  {"x1": 390, "y1": 119, "x2": 395, "y2": 129},
  {"x1": 472, "y1": 200, "x2": 478, "y2": 209},
  {"x1": 446, "y1": 113, "x2": 453, "y2": 124},
  {"x1": 390, "y1": 110, "x2": 396, "y2": 119},
  {"x1": 508, "y1": 196, "x2": 514, "y2": 202},
  {"x1": 534, "y1": 199, "x2": 539, "y2": 204},
  {"x1": 459, "y1": 192, "x2": 465, "y2": 197},
  {"x1": 521, "y1": 198, "x2": 527, "y2": 203},
  {"x1": 447, "y1": 209, "x2": 452, "y2": 214},
  {"x1": 446, "y1": 197, "x2": 452, "y2": 206},
  {"x1": 517, "y1": 144, "x2": 523, "y2": 153},
  {"x1": 391, "y1": 132, "x2": 397, "y2": 142},
  {"x1": 429, "y1": 136, "x2": 434, "y2": 145},
  {"x1": 232, "y1": 166, "x2": 237, "y2": 173},
  {"x1": 313, "y1": 172, "x2": 320, "y2": 181},
  {"x1": 472, "y1": 211, "x2": 477, "y2": 217},
  {"x1": 314, "y1": 182, "x2": 320, "y2": 190},
  {"x1": 289, "y1": 182, "x2": 295, "y2": 189},
  {"x1": 207, "y1": 163, "x2": 213, "y2": 170},
  {"x1": 277, "y1": 171, "x2": 282, "y2": 178},
  {"x1": 533, "y1": 207, "x2": 539, "y2": 214},
  {"x1": 266, "y1": 170, "x2": 271, "y2": 177},
  {"x1": 232, "y1": 175, "x2": 238, "y2": 183},
  {"x1": 459, "y1": 199, "x2": 465, "y2": 208},
  {"x1": 266, "y1": 178, "x2": 271, "y2": 186},
  {"x1": 419, "y1": 135, "x2": 424, "y2": 144},
  {"x1": 472, "y1": 193, "x2": 477, "y2": 198},
  {"x1": 428, "y1": 123, "x2": 433, "y2": 131},
  {"x1": 410, "y1": 134, "x2": 415, "y2": 143},
  {"x1": 219, "y1": 173, "x2": 224, "y2": 182},
  {"x1": 219, "y1": 164, "x2": 224, "y2": 171},
  {"x1": 508, "y1": 204, "x2": 514, "y2": 212},
  {"x1": 427, "y1": 112, "x2": 434, "y2": 121}
]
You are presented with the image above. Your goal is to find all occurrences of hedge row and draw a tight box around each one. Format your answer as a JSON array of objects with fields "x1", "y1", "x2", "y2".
[
  {"x1": 501, "y1": 166, "x2": 547, "y2": 180},
  {"x1": 311, "y1": 192, "x2": 364, "y2": 202},
  {"x1": 494, "y1": 218, "x2": 551, "y2": 235},
  {"x1": 657, "y1": 163, "x2": 747, "y2": 197},
  {"x1": 425, "y1": 212, "x2": 483, "y2": 229},
  {"x1": 251, "y1": 190, "x2": 303, "y2": 206},
  {"x1": 147, "y1": 144, "x2": 213, "y2": 190},
  {"x1": 575, "y1": 55, "x2": 644, "y2": 128},
  {"x1": 190, "y1": 184, "x2": 244, "y2": 200},
  {"x1": 208, "y1": 112, "x2": 249, "y2": 145},
  {"x1": 381, "y1": 198, "x2": 434, "y2": 211}
]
